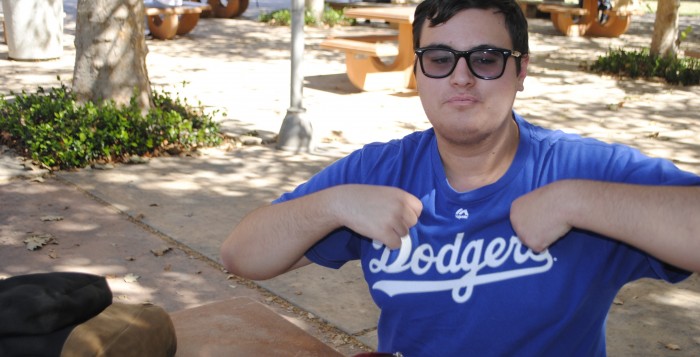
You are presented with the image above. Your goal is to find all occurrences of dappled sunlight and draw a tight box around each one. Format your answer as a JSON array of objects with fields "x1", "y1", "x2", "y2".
[
  {"x1": 607, "y1": 276, "x2": 700, "y2": 354},
  {"x1": 50, "y1": 220, "x2": 102, "y2": 232},
  {"x1": 54, "y1": 262, "x2": 129, "y2": 275},
  {"x1": 281, "y1": 313, "x2": 316, "y2": 333},
  {"x1": 0, "y1": 179, "x2": 248, "y2": 313},
  {"x1": 151, "y1": 180, "x2": 203, "y2": 191},
  {"x1": 649, "y1": 288, "x2": 700, "y2": 312},
  {"x1": 107, "y1": 278, "x2": 158, "y2": 303},
  {"x1": 521, "y1": 18, "x2": 700, "y2": 176}
]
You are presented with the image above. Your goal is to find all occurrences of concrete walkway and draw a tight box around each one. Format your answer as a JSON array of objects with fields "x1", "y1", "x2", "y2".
[{"x1": 1, "y1": 1, "x2": 700, "y2": 355}]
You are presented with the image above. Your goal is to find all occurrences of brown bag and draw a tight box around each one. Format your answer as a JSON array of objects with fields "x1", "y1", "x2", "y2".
[{"x1": 61, "y1": 303, "x2": 177, "y2": 357}]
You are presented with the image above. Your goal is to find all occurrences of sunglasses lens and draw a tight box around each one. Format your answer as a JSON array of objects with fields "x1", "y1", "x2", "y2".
[
  {"x1": 469, "y1": 50, "x2": 506, "y2": 79},
  {"x1": 420, "y1": 49, "x2": 456, "y2": 78}
]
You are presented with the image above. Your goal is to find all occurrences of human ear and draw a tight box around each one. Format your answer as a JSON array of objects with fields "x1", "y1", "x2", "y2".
[{"x1": 517, "y1": 54, "x2": 529, "y2": 92}]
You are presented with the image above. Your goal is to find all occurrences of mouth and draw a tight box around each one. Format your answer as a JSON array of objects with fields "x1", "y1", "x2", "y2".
[{"x1": 445, "y1": 94, "x2": 478, "y2": 106}]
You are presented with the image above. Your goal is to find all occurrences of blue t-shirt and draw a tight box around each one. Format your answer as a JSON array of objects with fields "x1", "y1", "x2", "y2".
[{"x1": 274, "y1": 113, "x2": 699, "y2": 356}]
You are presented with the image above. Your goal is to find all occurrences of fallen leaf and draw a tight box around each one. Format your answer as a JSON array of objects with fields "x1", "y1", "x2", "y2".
[
  {"x1": 24, "y1": 233, "x2": 56, "y2": 251},
  {"x1": 125, "y1": 256, "x2": 135, "y2": 261},
  {"x1": 151, "y1": 247, "x2": 172, "y2": 256},
  {"x1": 663, "y1": 342, "x2": 681, "y2": 351},
  {"x1": 331, "y1": 335, "x2": 345, "y2": 346},
  {"x1": 40, "y1": 215, "x2": 63, "y2": 222},
  {"x1": 163, "y1": 264, "x2": 172, "y2": 271},
  {"x1": 123, "y1": 273, "x2": 140, "y2": 283},
  {"x1": 613, "y1": 298, "x2": 624, "y2": 305},
  {"x1": 48, "y1": 249, "x2": 58, "y2": 259}
]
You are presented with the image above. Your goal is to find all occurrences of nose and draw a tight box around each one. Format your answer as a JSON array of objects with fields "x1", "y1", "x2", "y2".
[{"x1": 450, "y1": 56, "x2": 475, "y2": 86}]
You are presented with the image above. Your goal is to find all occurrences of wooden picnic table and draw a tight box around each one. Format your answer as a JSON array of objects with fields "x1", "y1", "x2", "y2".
[
  {"x1": 170, "y1": 297, "x2": 344, "y2": 356},
  {"x1": 144, "y1": 1, "x2": 212, "y2": 40},
  {"x1": 321, "y1": 6, "x2": 417, "y2": 91},
  {"x1": 537, "y1": 0, "x2": 644, "y2": 37}
]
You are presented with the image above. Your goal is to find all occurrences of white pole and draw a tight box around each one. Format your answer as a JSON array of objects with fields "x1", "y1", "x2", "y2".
[{"x1": 276, "y1": 0, "x2": 314, "y2": 152}]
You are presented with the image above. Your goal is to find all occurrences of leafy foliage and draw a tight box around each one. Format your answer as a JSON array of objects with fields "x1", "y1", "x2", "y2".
[
  {"x1": 0, "y1": 83, "x2": 222, "y2": 170},
  {"x1": 258, "y1": 7, "x2": 354, "y2": 27},
  {"x1": 589, "y1": 48, "x2": 700, "y2": 86}
]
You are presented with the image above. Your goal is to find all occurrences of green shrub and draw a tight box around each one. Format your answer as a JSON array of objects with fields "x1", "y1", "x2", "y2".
[
  {"x1": 258, "y1": 7, "x2": 354, "y2": 27},
  {"x1": 589, "y1": 48, "x2": 700, "y2": 86},
  {"x1": 0, "y1": 84, "x2": 222, "y2": 170},
  {"x1": 321, "y1": 7, "x2": 351, "y2": 27}
]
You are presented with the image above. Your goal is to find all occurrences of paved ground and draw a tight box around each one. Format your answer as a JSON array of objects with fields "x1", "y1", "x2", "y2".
[{"x1": 1, "y1": 1, "x2": 700, "y2": 355}]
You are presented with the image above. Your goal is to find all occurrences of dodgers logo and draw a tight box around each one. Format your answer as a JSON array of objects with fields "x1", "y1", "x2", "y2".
[{"x1": 369, "y1": 233, "x2": 555, "y2": 303}]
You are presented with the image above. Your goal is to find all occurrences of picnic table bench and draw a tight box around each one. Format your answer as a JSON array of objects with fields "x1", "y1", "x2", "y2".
[
  {"x1": 537, "y1": 0, "x2": 644, "y2": 37},
  {"x1": 321, "y1": 34, "x2": 402, "y2": 90},
  {"x1": 144, "y1": 1, "x2": 212, "y2": 40},
  {"x1": 319, "y1": 6, "x2": 416, "y2": 91}
]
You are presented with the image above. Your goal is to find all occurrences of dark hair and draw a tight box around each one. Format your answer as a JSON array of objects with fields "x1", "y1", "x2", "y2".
[{"x1": 412, "y1": 0, "x2": 529, "y2": 74}]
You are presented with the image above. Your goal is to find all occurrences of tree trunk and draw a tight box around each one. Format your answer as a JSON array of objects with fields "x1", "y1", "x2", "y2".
[
  {"x1": 72, "y1": 0, "x2": 152, "y2": 110},
  {"x1": 305, "y1": 0, "x2": 323, "y2": 26},
  {"x1": 650, "y1": 0, "x2": 680, "y2": 57}
]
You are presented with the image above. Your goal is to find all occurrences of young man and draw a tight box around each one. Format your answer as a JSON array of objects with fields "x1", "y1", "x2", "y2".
[{"x1": 221, "y1": 0, "x2": 700, "y2": 354}]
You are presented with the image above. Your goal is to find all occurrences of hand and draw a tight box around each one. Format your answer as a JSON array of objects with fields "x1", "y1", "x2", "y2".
[
  {"x1": 510, "y1": 181, "x2": 574, "y2": 252},
  {"x1": 329, "y1": 185, "x2": 423, "y2": 249}
]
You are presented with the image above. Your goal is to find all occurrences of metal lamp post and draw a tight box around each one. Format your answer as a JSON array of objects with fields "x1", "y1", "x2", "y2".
[{"x1": 275, "y1": 0, "x2": 314, "y2": 152}]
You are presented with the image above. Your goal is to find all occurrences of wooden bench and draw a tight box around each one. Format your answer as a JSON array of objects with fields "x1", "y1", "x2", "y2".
[
  {"x1": 537, "y1": 0, "x2": 644, "y2": 37},
  {"x1": 321, "y1": 35, "x2": 412, "y2": 91},
  {"x1": 144, "y1": 1, "x2": 212, "y2": 40},
  {"x1": 320, "y1": 35, "x2": 400, "y2": 58}
]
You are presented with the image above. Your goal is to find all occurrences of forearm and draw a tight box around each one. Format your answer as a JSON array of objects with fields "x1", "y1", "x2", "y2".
[
  {"x1": 563, "y1": 180, "x2": 700, "y2": 272},
  {"x1": 220, "y1": 189, "x2": 342, "y2": 280}
]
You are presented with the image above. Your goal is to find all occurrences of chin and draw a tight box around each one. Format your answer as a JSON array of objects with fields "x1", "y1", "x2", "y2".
[{"x1": 439, "y1": 127, "x2": 491, "y2": 146}]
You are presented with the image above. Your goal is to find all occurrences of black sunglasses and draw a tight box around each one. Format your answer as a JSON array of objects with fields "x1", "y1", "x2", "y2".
[{"x1": 415, "y1": 47, "x2": 522, "y2": 80}]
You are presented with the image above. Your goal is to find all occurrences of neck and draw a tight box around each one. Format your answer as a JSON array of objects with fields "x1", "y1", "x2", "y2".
[{"x1": 438, "y1": 117, "x2": 520, "y2": 192}]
